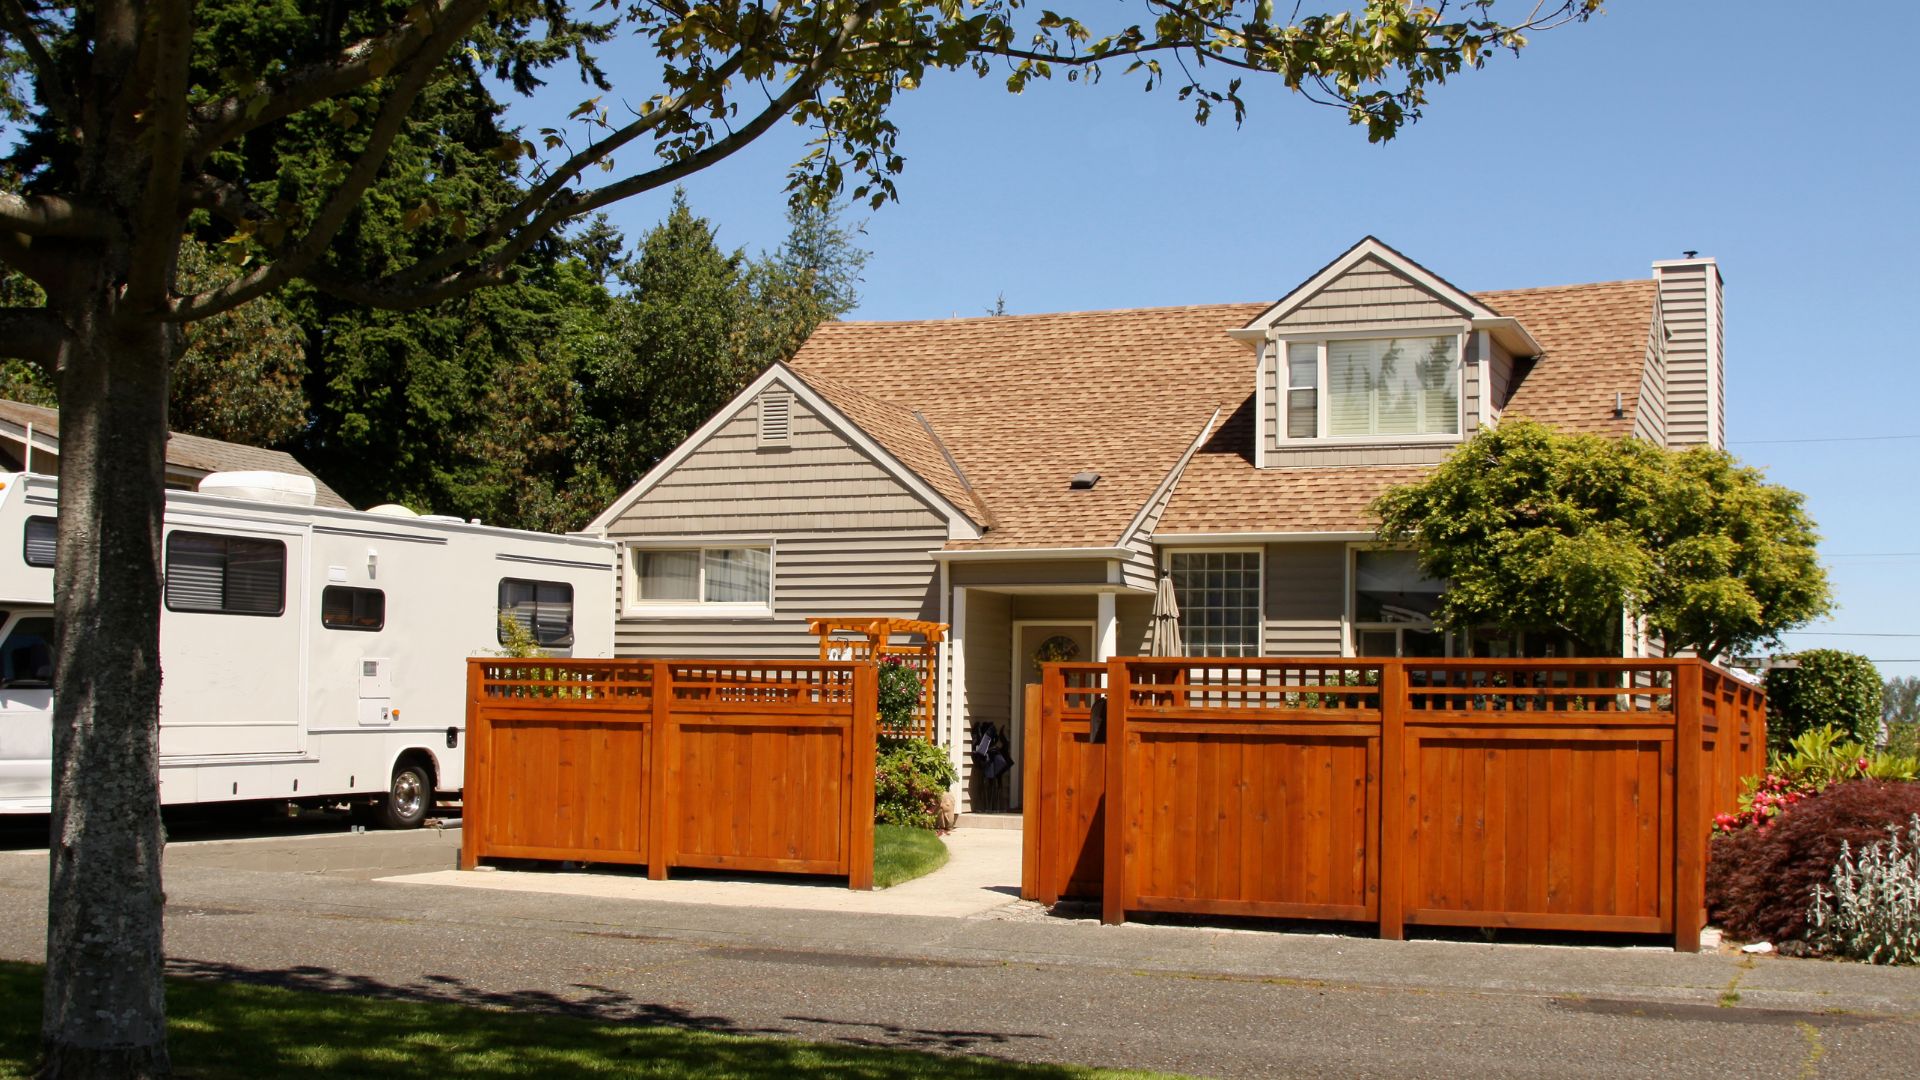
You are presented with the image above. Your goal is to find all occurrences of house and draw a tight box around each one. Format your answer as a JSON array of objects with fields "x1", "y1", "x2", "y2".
[
  {"x1": 586, "y1": 237, "x2": 1725, "y2": 810},
  {"x1": 0, "y1": 398, "x2": 352, "y2": 509}
]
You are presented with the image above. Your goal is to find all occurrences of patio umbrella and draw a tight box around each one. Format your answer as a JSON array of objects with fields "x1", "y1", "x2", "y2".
[{"x1": 1148, "y1": 569, "x2": 1184, "y2": 657}]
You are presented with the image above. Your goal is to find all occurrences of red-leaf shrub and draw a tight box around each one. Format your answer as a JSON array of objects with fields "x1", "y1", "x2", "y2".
[{"x1": 1707, "y1": 780, "x2": 1920, "y2": 945}]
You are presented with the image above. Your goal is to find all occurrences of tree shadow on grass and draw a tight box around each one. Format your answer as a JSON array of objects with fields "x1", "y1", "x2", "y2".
[{"x1": 3, "y1": 959, "x2": 1115, "y2": 1079}]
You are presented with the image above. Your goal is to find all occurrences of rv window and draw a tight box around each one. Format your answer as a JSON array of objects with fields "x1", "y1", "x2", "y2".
[
  {"x1": 498, "y1": 578, "x2": 573, "y2": 647},
  {"x1": 0, "y1": 616, "x2": 54, "y2": 688},
  {"x1": 23, "y1": 516, "x2": 55, "y2": 568},
  {"x1": 164, "y1": 532, "x2": 287, "y2": 616},
  {"x1": 321, "y1": 586, "x2": 385, "y2": 631}
]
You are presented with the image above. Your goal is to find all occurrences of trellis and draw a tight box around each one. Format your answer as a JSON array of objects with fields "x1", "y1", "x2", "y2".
[{"x1": 808, "y1": 617, "x2": 946, "y2": 741}]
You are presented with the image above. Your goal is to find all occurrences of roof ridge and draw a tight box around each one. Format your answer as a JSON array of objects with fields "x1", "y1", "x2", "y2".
[
  {"x1": 1475, "y1": 278, "x2": 1653, "y2": 299},
  {"x1": 813, "y1": 301, "x2": 1267, "y2": 330}
]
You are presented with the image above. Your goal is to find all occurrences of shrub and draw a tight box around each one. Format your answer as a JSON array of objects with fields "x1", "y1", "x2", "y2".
[
  {"x1": 1765, "y1": 650, "x2": 1883, "y2": 751},
  {"x1": 1707, "y1": 780, "x2": 1920, "y2": 945},
  {"x1": 876, "y1": 658, "x2": 923, "y2": 735},
  {"x1": 1714, "y1": 726, "x2": 1919, "y2": 833},
  {"x1": 1806, "y1": 814, "x2": 1920, "y2": 964},
  {"x1": 874, "y1": 738, "x2": 957, "y2": 830}
]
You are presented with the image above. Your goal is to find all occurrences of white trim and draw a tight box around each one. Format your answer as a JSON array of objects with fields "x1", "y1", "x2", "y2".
[
  {"x1": 1115, "y1": 407, "x2": 1221, "y2": 549},
  {"x1": 937, "y1": 559, "x2": 952, "y2": 749},
  {"x1": 1470, "y1": 316, "x2": 1543, "y2": 359},
  {"x1": 618, "y1": 538, "x2": 777, "y2": 619},
  {"x1": 1095, "y1": 594, "x2": 1118, "y2": 661},
  {"x1": 1242, "y1": 237, "x2": 1495, "y2": 333},
  {"x1": 1156, "y1": 530, "x2": 1375, "y2": 544},
  {"x1": 585, "y1": 363, "x2": 983, "y2": 540},
  {"x1": 930, "y1": 546, "x2": 1132, "y2": 563},
  {"x1": 1253, "y1": 344, "x2": 1268, "y2": 470},
  {"x1": 949, "y1": 586, "x2": 969, "y2": 800},
  {"x1": 1010, "y1": 617, "x2": 1098, "y2": 812}
]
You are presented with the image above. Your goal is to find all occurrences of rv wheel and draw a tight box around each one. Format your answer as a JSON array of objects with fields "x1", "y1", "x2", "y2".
[{"x1": 377, "y1": 763, "x2": 434, "y2": 830}]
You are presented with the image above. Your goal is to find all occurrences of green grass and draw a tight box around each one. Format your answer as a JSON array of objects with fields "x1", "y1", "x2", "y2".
[
  {"x1": 873, "y1": 824, "x2": 949, "y2": 888},
  {"x1": 0, "y1": 962, "x2": 1179, "y2": 1079}
]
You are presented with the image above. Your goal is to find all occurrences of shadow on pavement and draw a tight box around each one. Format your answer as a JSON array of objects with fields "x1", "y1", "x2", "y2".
[{"x1": 0, "y1": 804, "x2": 464, "y2": 852}]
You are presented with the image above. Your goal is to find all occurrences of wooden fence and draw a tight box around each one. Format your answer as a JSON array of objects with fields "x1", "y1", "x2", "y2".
[
  {"x1": 1021, "y1": 657, "x2": 1765, "y2": 950},
  {"x1": 461, "y1": 659, "x2": 877, "y2": 889}
]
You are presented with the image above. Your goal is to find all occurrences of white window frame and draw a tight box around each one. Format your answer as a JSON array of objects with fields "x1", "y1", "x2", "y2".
[
  {"x1": 621, "y1": 539, "x2": 776, "y2": 618},
  {"x1": 1275, "y1": 327, "x2": 1467, "y2": 445},
  {"x1": 1164, "y1": 546, "x2": 1264, "y2": 659}
]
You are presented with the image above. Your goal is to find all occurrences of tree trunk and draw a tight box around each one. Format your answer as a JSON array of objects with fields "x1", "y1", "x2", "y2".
[{"x1": 40, "y1": 281, "x2": 174, "y2": 1078}]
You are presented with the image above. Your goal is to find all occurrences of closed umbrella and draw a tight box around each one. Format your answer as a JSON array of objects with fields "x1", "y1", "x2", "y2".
[{"x1": 1148, "y1": 569, "x2": 1183, "y2": 657}]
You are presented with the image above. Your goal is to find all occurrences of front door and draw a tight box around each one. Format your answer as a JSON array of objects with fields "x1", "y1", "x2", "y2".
[{"x1": 1009, "y1": 621, "x2": 1095, "y2": 811}]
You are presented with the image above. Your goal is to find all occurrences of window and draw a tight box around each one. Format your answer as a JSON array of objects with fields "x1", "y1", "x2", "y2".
[
  {"x1": 321, "y1": 586, "x2": 385, "y2": 631},
  {"x1": 1169, "y1": 550, "x2": 1261, "y2": 657},
  {"x1": 629, "y1": 546, "x2": 772, "y2": 609},
  {"x1": 22, "y1": 516, "x2": 55, "y2": 568},
  {"x1": 1350, "y1": 548, "x2": 1448, "y2": 657},
  {"x1": 1279, "y1": 334, "x2": 1460, "y2": 440},
  {"x1": 164, "y1": 532, "x2": 286, "y2": 616},
  {"x1": 499, "y1": 578, "x2": 574, "y2": 647},
  {"x1": 0, "y1": 615, "x2": 53, "y2": 688}
]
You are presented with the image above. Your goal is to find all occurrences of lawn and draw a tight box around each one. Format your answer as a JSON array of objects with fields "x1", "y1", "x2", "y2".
[
  {"x1": 873, "y1": 823, "x2": 948, "y2": 888},
  {"x1": 0, "y1": 962, "x2": 1178, "y2": 1079}
]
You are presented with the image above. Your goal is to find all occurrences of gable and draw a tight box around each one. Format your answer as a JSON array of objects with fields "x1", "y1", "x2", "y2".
[
  {"x1": 1268, "y1": 254, "x2": 1476, "y2": 332},
  {"x1": 588, "y1": 367, "x2": 982, "y2": 539}
]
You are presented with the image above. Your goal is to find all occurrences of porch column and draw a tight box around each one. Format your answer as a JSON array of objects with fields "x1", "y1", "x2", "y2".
[
  {"x1": 1095, "y1": 591, "x2": 1118, "y2": 661},
  {"x1": 947, "y1": 586, "x2": 969, "y2": 794}
]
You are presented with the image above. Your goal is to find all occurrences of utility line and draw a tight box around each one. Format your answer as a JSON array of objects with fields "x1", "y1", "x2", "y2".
[
  {"x1": 1782, "y1": 631, "x2": 1920, "y2": 637},
  {"x1": 1731, "y1": 434, "x2": 1920, "y2": 445},
  {"x1": 1821, "y1": 552, "x2": 1920, "y2": 558}
]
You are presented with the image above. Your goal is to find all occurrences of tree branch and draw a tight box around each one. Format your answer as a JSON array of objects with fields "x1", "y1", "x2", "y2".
[
  {"x1": 0, "y1": 307, "x2": 70, "y2": 371},
  {"x1": 168, "y1": 3, "x2": 483, "y2": 323},
  {"x1": 0, "y1": 191, "x2": 111, "y2": 237},
  {"x1": 0, "y1": 0, "x2": 79, "y2": 124},
  {"x1": 183, "y1": 0, "x2": 493, "y2": 164},
  {"x1": 179, "y1": 174, "x2": 269, "y2": 230}
]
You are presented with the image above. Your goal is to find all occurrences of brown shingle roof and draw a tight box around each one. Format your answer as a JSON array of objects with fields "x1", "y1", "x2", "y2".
[
  {"x1": 790, "y1": 278, "x2": 1660, "y2": 546},
  {"x1": 797, "y1": 371, "x2": 992, "y2": 527},
  {"x1": 0, "y1": 399, "x2": 352, "y2": 509},
  {"x1": 1486, "y1": 279, "x2": 1658, "y2": 438},
  {"x1": 791, "y1": 305, "x2": 1260, "y2": 548}
]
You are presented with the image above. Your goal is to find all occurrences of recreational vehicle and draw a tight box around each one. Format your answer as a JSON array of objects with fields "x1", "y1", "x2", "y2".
[{"x1": 0, "y1": 470, "x2": 615, "y2": 826}]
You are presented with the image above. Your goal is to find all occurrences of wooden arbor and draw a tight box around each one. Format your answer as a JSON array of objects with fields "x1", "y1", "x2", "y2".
[{"x1": 808, "y1": 618, "x2": 946, "y2": 741}]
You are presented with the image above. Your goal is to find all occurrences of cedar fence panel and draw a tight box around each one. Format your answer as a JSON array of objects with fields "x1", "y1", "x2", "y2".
[
  {"x1": 462, "y1": 658, "x2": 876, "y2": 889},
  {"x1": 1023, "y1": 656, "x2": 1765, "y2": 950}
]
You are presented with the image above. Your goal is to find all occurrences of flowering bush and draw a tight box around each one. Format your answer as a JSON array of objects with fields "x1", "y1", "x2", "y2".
[
  {"x1": 876, "y1": 656, "x2": 925, "y2": 735},
  {"x1": 875, "y1": 737, "x2": 957, "y2": 830},
  {"x1": 1715, "y1": 726, "x2": 1918, "y2": 834}
]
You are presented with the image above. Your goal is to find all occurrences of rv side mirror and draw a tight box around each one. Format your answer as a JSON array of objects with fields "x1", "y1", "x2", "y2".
[{"x1": 446, "y1": 727, "x2": 459, "y2": 749}]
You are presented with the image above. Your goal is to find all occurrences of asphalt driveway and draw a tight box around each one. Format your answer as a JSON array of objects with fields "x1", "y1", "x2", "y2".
[{"x1": 2, "y1": 819, "x2": 1917, "y2": 1078}]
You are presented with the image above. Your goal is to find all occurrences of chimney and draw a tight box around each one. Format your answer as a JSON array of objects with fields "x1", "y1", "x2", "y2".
[{"x1": 1650, "y1": 254, "x2": 1724, "y2": 450}]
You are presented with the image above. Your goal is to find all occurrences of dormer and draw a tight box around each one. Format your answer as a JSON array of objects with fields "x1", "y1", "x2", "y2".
[{"x1": 1230, "y1": 238, "x2": 1541, "y2": 468}]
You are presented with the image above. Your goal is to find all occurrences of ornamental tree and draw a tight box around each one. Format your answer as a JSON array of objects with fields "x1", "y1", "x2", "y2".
[
  {"x1": 1371, "y1": 420, "x2": 1831, "y2": 659},
  {"x1": 0, "y1": 1, "x2": 1602, "y2": 1073},
  {"x1": 1766, "y1": 650, "x2": 1885, "y2": 751}
]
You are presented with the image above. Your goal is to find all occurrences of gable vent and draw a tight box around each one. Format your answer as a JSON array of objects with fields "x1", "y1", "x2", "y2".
[{"x1": 757, "y1": 389, "x2": 793, "y2": 448}]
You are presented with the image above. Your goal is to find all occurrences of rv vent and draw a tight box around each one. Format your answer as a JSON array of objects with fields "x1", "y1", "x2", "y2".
[
  {"x1": 198, "y1": 471, "x2": 317, "y2": 507},
  {"x1": 757, "y1": 389, "x2": 793, "y2": 448}
]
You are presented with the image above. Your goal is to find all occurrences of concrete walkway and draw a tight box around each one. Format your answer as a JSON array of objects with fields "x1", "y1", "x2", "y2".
[{"x1": 384, "y1": 826, "x2": 1024, "y2": 918}]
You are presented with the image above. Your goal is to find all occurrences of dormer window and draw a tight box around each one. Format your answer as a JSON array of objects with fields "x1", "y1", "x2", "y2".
[{"x1": 1279, "y1": 333, "x2": 1462, "y2": 441}]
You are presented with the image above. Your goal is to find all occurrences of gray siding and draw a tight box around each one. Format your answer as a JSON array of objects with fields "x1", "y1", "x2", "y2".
[
  {"x1": 1120, "y1": 476, "x2": 1174, "y2": 590},
  {"x1": 605, "y1": 385, "x2": 946, "y2": 658},
  {"x1": 1272, "y1": 256, "x2": 1473, "y2": 331},
  {"x1": 1654, "y1": 260, "x2": 1724, "y2": 450},
  {"x1": 1632, "y1": 304, "x2": 1668, "y2": 446},
  {"x1": 959, "y1": 589, "x2": 1011, "y2": 811},
  {"x1": 949, "y1": 559, "x2": 1113, "y2": 588},
  {"x1": 1266, "y1": 441, "x2": 1461, "y2": 469},
  {"x1": 1262, "y1": 542, "x2": 1347, "y2": 656},
  {"x1": 1486, "y1": 337, "x2": 1516, "y2": 419},
  {"x1": 1115, "y1": 594, "x2": 1154, "y2": 655},
  {"x1": 613, "y1": 390, "x2": 946, "y2": 534}
]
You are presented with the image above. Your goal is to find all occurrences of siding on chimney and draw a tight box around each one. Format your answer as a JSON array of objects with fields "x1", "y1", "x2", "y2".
[{"x1": 1653, "y1": 259, "x2": 1724, "y2": 450}]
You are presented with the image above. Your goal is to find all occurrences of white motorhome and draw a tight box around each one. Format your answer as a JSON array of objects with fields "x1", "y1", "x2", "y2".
[{"x1": 0, "y1": 470, "x2": 614, "y2": 826}]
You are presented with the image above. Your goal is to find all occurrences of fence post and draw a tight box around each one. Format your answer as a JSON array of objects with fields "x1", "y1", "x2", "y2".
[
  {"x1": 1673, "y1": 660, "x2": 1705, "y2": 953},
  {"x1": 1378, "y1": 659, "x2": 1406, "y2": 941},
  {"x1": 848, "y1": 661, "x2": 878, "y2": 890},
  {"x1": 647, "y1": 659, "x2": 671, "y2": 881},
  {"x1": 1022, "y1": 679, "x2": 1045, "y2": 902},
  {"x1": 1101, "y1": 658, "x2": 1130, "y2": 925},
  {"x1": 459, "y1": 659, "x2": 484, "y2": 871}
]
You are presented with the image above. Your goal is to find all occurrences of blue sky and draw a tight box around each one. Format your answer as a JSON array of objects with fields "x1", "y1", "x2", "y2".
[{"x1": 518, "y1": 3, "x2": 1917, "y2": 668}]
